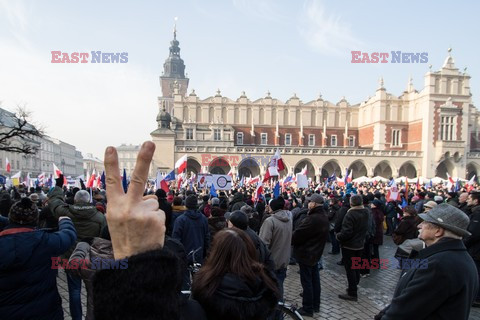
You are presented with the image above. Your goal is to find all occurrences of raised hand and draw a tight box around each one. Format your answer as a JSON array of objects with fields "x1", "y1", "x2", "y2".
[{"x1": 104, "y1": 141, "x2": 166, "y2": 260}]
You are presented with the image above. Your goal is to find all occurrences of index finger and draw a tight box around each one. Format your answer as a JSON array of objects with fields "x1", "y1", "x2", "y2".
[
  {"x1": 128, "y1": 141, "x2": 155, "y2": 199},
  {"x1": 104, "y1": 146, "x2": 124, "y2": 200}
]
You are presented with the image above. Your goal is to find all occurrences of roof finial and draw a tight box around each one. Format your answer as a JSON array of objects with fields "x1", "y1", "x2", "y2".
[
  {"x1": 448, "y1": 47, "x2": 452, "y2": 55},
  {"x1": 378, "y1": 77, "x2": 384, "y2": 89},
  {"x1": 173, "y1": 17, "x2": 178, "y2": 40}
]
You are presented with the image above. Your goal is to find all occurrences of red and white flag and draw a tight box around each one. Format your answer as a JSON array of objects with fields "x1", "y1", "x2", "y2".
[
  {"x1": 300, "y1": 164, "x2": 308, "y2": 176},
  {"x1": 254, "y1": 181, "x2": 263, "y2": 201},
  {"x1": 446, "y1": 172, "x2": 455, "y2": 185},
  {"x1": 53, "y1": 164, "x2": 63, "y2": 179},
  {"x1": 5, "y1": 158, "x2": 11, "y2": 173},
  {"x1": 175, "y1": 154, "x2": 188, "y2": 174},
  {"x1": 263, "y1": 166, "x2": 279, "y2": 182},
  {"x1": 249, "y1": 175, "x2": 260, "y2": 185},
  {"x1": 156, "y1": 171, "x2": 170, "y2": 193},
  {"x1": 87, "y1": 169, "x2": 96, "y2": 188},
  {"x1": 227, "y1": 168, "x2": 233, "y2": 177},
  {"x1": 272, "y1": 149, "x2": 285, "y2": 171}
]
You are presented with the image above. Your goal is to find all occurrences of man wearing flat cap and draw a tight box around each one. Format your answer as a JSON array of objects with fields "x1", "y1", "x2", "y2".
[
  {"x1": 375, "y1": 204, "x2": 478, "y2": 320},
  {"x1": 292, "y1": 193, "x2": 329, "y2": 317}
]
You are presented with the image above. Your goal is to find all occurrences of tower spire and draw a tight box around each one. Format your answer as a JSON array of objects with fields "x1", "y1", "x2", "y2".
[{"x1": 173, "y1": 17, "x2": 178, "y2": 40}]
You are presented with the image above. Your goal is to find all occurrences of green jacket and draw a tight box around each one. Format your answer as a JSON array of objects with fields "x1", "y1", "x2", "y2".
[{"x1": 48, "y1": 187, "x2": 106, "y2": 258}]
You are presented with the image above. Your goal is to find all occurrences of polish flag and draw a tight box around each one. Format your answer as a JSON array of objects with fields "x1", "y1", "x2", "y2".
[
  {"x1": 95, "y1": 174, "x2": 102, "y2": 189},
  {"x1": 156, "y1": 171, "x2": 170, "y2": 193},
  {"x1": 249, "y1": 175, "x2": 260, "y2": 185},
  {"x1": 467, "y1": 175, "x2": 476, "y2": 192},
  {"x1": 87, "y1": 169, "x2": 96, "y2": 188},
  {"x1": 227, "y1": 168, "x2": 233, "y2": 177},
  {"x1": 53, "y1": 164, "x2": 63, "y2": 179},
  {"x1": 263, "y1": 166, "x2": 279, "y2": 182},
  {"x1": 387, "y1": 180, "x2": 401, "y2": 201},
  {"x1": 175, "y1": 154, "x2": 188, "y2": 174},
  {"x1": 446, "y1": 173, "x2": 455, "y2": 185},
  {"x1": 300, "y1": 165, "x2": 308, "y2": 176},
  {"x1": 272, "y1": 149, "x2": 285, "y2": 171},
  {"x1": 254, "y1": 181, "x2": 263, "y2": 201},
  {"x1": 5, "y1": 158, "x2": 11, "y2": 173},
  {"x1": 177, "y1": 173, "x2": 184, "y2": 190}
]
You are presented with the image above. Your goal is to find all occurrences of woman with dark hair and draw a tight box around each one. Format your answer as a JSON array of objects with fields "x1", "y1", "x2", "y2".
[
  {"x1": 392, "y1": 205, "x2": 420, "y2": 245},
  {"x1": 192, "y1": 228, "x2": 279, "y2": 320}
]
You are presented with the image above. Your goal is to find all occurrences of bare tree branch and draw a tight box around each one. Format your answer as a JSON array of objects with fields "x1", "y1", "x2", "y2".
[{"x1": 0, "y1": 105, "x2": 44, "y2": 155}]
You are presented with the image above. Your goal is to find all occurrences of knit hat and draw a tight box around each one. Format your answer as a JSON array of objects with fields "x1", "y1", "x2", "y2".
[
  {"x1": 228, "y1": 210, "x2": 249, "y2": 230},
  {"x1": 155, "y1": 189, "x2": 167, "y2": 199},
  {"x1": 9, "y1": 198, "x2": 39, "y2": 225},
  {"x1": 350, "y1": 194, "x2": 363, "y2": 207},
  {"x1": 185, "y1": 195, "x2": 198, "y2": 209},
  {"x1": 310, "y1": 194, "x2": 324, "y2": 205},
  {"x1": 211, "y1": 197, "x2": 220, "y2": 206},
  {"x1": 434, "y1": 196, "x2": 443, "y2": 203},
  {"x1": 270, "y1": 197, "x2": 285, "y2": 212},
  {"x1": 424, "y1": 201, "x2": 437, "y2": 209},
  {"x1": 419, "y1": 203, "x2": 471, "y2": 237},
  {"x1": 372, "y1": 199, "x2": 383, "y2": 207}
]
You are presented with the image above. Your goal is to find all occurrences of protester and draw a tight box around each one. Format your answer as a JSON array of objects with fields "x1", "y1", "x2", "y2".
[
  {"x1": 172, "y1": 194, "x2": 211, "y2": 265},
  {"x1": 375, "y1": 204, "x2": 478, "y2": 319},
  {"x1": 192, "y1": 228, "x2": 279, "y2": 320},
  {"x1": 0, "y1": 198, "x2": 77, "y2": 320},
  {"x1": 47, "y1": 176, "x2": 106, "y2": 320},
  {"x1": 292, "y1": 194, "x2": 329, "y2": 316},
  {"x1": 392, "y1": 205, "x2": 420, "y2": 245},
  {"x1": 156, "y1": 189, "x2": 173, "y2": 236},
  {"x1": 259, "y1": 196, "x2": 292, "y2": 305},
  {"x1": 336, "y1": 194, "x2": 369, "y2": 301},
  {"x1": 465, "y1": 191, "x2": 480, "y2": 307}
]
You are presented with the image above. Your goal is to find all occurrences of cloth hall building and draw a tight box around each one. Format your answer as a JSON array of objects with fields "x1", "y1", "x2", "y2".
[{"x1": 146, "y1": 30, "x2": 480, "y2": 182}]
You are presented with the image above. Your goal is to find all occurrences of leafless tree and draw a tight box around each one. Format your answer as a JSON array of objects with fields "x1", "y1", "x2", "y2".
[{"x1": 0, "y1": 106, "x2": 44, "y2": 155}]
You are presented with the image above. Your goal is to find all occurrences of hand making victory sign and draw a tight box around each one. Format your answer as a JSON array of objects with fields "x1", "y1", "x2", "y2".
[{"x1": 104, "y1": 141, "x2": 166, "y2": 260}]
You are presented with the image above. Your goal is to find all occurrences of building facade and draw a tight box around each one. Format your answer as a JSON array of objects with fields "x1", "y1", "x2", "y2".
[{"x1": 148, "y1": 32, "x2": 480, "y2": 181}]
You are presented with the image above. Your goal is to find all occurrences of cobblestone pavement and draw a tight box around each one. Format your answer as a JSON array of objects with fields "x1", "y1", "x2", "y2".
[{"x1": 57, "y1": 236, "x2": 480, "y2": 319}]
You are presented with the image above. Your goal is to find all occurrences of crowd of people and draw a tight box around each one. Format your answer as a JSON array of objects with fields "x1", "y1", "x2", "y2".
[{"x1": 1, "y1": 141, "x2": 480, "y2": 319}]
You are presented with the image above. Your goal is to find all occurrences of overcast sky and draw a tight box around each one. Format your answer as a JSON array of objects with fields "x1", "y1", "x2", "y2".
[{"x1": 0, "y1": 0, "x2": 479, "y2": 159}]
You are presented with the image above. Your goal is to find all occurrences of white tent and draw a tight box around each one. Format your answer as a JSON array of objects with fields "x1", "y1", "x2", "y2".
[
  {"x1": 352, "y1": 176, "x2": 369, "y2": 183},
  {"x1": 430, "y1": 177, "x2": 446, "y2": 184},
  {"x1": 371, "y1": 176, "x2": 389, "y2": 182}
]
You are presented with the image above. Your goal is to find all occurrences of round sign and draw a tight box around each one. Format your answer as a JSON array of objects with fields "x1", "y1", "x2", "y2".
[{"x1": 217, "y1": 176, "x2": 228, "y2": 189}]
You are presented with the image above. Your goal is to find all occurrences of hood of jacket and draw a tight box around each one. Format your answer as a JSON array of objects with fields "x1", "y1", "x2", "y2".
[
  {"x1": 172, "y1": 205, "x2": 187, "y2": 212},
  {"x1": 70, "y1": 202, "x2": 100, "y2": 219},
  {"x1": 231, "y1": 193, "x2": 244, "y2": 204},
  {"x1": 273, "y1": 209, "x2": 290, "y2": 222},
  {"x1": 185, "y1": 209, "x2": 202, "y2": 220},
  {"x1": 216, "y1": 273, "x2": 267, "y2": 302},
  {"x1": 0, "y1": 227, "x2": 42, "y2": 270}
]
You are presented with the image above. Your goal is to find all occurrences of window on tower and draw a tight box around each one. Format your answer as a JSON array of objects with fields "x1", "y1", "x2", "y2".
[
  {"x1": 392, "y1": 129, "x2": 401, "y2": 147},
  {"x1": 308, "y1": 134, "x2": 315, "y2": 146},
  {"x1": 440, "y1": 116, "x2": 456, "y2": 141}
]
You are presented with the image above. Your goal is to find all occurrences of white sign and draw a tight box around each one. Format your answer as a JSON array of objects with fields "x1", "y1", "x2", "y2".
[
  {"x1": 296, "y1": 174, "x2": 308, "y2": 189},
  {"x1": 211, "y1": 174, "x2": 232, "y2": 190}
]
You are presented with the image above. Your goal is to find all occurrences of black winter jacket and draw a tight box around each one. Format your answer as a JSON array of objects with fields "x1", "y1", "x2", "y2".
[
  {"x1": 292, "y1": 206, "x2": 329, "y2": 266},
  {"x1": 465, "y1": 206, "x2": 480, "y2": 260},
  {"x1": 193, "y1": 272, "x2": 278, "y2": 320},
  {"x1": 93, "y1": 248, "x2": 207, "y2": 320},
  {"x1": 378, "y1": 238, "x2": 478, "y2": 320},
  {"x1": 336, "y1": 206, "x2": 369, "y2": 250}
]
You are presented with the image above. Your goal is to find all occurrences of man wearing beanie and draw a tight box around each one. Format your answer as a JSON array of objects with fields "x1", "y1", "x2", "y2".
[
  {"x1": 173, "y1": 194, "x2": 210, "y2": 265},
  {"x1": 292, "y1": 194, "x2": 329, "y2": 316},
  {"x1": 0, "y1": 198, "x2": 77, "y2": 319},
  {"x1": 376, "y1": 204, "x2": 478, "y2": 319},
  {"x1": 259, "y1": 196, "x2": 292, "y2": 307},
  {"x1": 336, "y1": 194, "x2": 370, "y2": 301},
  {"x1": 47, "y1": 175, "x2": 106, "y2": 320}
]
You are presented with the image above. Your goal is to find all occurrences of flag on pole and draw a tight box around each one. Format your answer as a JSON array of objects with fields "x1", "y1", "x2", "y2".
[
  {"x1": 454, "y1": 178, "x2": 461, "y2": 192},
  {"x1": 254, "y1": 181, "x2": 263, "y2": 201},
  {"x1": 53, "y1": 164, "x2": 62, "y2": 179},
  {"x1": 87, "y1": 169, "x2": 96, "y2": 188},
  {"x1": 156, "y1": 171, "x2": 170, "y2": 193},
  {"x1": 272, "y1": 149, "x2": 285, "y2": 171},
  {"x1": 263, "y1": 166, "x2": 279, "y2": 182},
  {"x1": 344, "y1": 169, "x2": 351, "y2": 184},
  {"x1": 100, "y1": 171, "x2": 106, "y2": 189},
  {"x1": 210, "y1": 183, "x2": 217, "y2": 197},
  {"x1": 273, "y1": 181, "x2": 280, "y2": 198},
  {"x1": 387, "y1": 180, "x2": 401, "y2": 201},
  {"x1": 405, "y1": 177, "x2": 409, "y2": 194},
  {"x1": 175, "y1": 154, "x2": 188, "y2": 174},
  {"x1": 446, "y1": 172, "x2": 455, "y2": 185},
  {"x1": 300, "y1": 165, "x2": 308, "y2": 176},
  {"x1": 5, "y1": 158, "x2": 11, "y2": 173}
]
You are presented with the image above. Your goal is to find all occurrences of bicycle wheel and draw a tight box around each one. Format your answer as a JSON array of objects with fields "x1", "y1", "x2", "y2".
[{"x1": 276, "y1": 302, "x2": 304, "y2": 320}]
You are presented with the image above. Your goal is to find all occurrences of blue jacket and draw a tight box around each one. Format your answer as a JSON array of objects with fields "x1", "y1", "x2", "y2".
[
  {"x1": 0, "y1": 219, "x2": 77, "y2": 320},
  {"x1": 172, "y1": 209, "x2": 210, "y2": 264}
]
